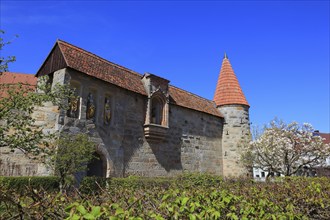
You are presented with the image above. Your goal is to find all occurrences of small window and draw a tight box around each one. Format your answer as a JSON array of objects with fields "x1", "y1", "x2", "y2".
[{"x1": 261, "y1": 172, "x2": 265, "y2": 177}]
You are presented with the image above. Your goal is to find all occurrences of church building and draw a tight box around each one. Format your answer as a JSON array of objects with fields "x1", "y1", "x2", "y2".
[{"x1": 0, "y1": 40, "x2": 251, "y2": 178}]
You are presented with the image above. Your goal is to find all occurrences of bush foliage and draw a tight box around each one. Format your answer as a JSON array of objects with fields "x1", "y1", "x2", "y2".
[
  {"x1": 0, "y1": 176, "x2": 59, "y2": 192},
  {"x1": 1, "y1": 174, "x2": 329, "y2": 219}
]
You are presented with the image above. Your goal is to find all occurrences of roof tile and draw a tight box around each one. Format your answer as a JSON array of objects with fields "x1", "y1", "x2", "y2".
[
  {"x1": 213, "y1": 57, "x2": 249, "y2": 106},
  {"x1": 37, "y1": 40, "x2": 223, "y2": 117},
  {"x1": 0, "y1": 72, "x2": 37, "y2": 98}
]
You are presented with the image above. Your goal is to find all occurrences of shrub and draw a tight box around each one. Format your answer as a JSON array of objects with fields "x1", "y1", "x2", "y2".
[
  {"x1": 0, "y1": 176, "x2": 60, "y2": 192},
  {"x1": 1, "y1": 175, "x2": 330, "y2": 219},
  {"x1": 79, "y1": 176, "x2": 108, "y2": 194}
]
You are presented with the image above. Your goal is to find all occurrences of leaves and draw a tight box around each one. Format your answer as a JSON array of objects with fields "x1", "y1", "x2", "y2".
[
  {"x1": 0, "y1": 75, "x2": 75, "y2": 159},
  {"x1": 1, "y1": 175, "x2": 330, "y2": 219},
  {"x1": 49, "y1": 133, "x2": 96, "y2": 190},
  {"x1": 0, "y1": 30, "x2": 18, "y2": 73}
]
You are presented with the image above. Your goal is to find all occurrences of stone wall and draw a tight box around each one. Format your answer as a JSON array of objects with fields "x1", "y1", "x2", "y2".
[
  {"x1": 1, "y1": 68, "x2": 226, "y2": 178},
  {"x1": 0, "y1": 102, "x2": 58, "y2": 176},
  {"x1": 218, "y1": 104, "x2": 250, "y2": 177},
  {"x1": 124, "y1": 105, "x2": 223, "y2": 176},
  {"x1": 0, "y1": 147, "x2": 50, "y2": 176},
  {"x1": 65, "y1": 68, "x2": 224, "y2": 177}
]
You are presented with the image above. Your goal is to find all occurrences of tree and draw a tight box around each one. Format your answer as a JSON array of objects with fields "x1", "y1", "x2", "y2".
[
  {"x1": 0, "y1": 31, "x2": 95, "y2": 187},
  {"x1": 0, "y1": 30, "x2": 75, "y2": 157},
  {"x1": 241, "y1": 119, "x2": 330, "y2": 177},
  {"x1": 49, "y1": 133, "x2": 96, "y2": 190},
  {"x1": 0, "y1": 76, "x2": 75, "y2": 157},
  {"x1": 0, "y1": 30, "x2": 73, "y2": 155},
  {"x1": 0, "y1": 30, "x2": 18, "y2": 73}
]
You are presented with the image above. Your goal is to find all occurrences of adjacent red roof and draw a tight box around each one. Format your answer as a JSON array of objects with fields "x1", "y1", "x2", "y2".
[
  {"x1": 213, "y1": 55, "x2": 249, "y2": 107},
  {"x1": 1, "y1": 72, "x2": 37, "y2": 86},
  {"x1": 320, "y1": 133, "x2": 330, "y2": 145},
  {"x1": 169, "y1": 86, "x2": 222, "y2": 117},
  {"x1": 0, "y1": 72, "x2": 37, "y2": 98},
  {"x1": 36, "y1": 40, "x2": 222, "y2": 117}
]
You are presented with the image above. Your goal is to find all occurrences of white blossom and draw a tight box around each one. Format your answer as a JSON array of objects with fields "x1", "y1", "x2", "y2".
[{"x1": 241, "y1": 119, "x2": 330, "y2": 176}]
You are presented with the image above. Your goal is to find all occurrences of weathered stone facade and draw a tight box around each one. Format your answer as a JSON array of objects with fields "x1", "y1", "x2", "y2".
[
  {"x1": 0, "y1": 40, "x2": 251, "y2": 178},
  {"x1": 0, "y1": 147, "x2": 50, "y2": 176},
  {"x1": 51, "y1": 68, "x2": 224, "y2": 177},
  {"x1": 219, "y1": 105, "x2": 250, "y2": 176}
]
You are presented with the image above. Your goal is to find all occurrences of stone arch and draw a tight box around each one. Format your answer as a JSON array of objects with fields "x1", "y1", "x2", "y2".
[
  {"x1": 87, "y1": 152, "x2": 105, "y2": 177},
  {"x1": 95, "y1": 143, "x2": 114, "y2": 178}
]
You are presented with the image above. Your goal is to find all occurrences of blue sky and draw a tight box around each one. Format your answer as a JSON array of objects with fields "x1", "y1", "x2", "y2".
[{"x1": 1, "y1": 1, "x2": 329, "y2": 132}]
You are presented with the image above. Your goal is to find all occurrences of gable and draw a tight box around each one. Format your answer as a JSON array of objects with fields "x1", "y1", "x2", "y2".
[{"x1": 36, "y1": 44, "x2": 67, "y2": 77}]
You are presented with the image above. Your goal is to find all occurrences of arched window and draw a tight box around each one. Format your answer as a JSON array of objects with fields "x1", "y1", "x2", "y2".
[
  {"x1": 151, "y1": 96, "x2": 164, "y2": 125},
  {"x1": 144, "y1": 91, "x2": 169, "y2": 140}
]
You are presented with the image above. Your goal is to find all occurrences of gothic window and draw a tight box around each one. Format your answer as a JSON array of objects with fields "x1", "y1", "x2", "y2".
[
  {"x1": 143, "y1": 88, "x2": 169, "y2": 141},
  {"x1": 151, "y1": 97, "x2": 164, "y2": 125}
]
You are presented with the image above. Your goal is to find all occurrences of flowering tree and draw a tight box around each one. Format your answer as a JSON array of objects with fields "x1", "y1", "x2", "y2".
[
  {"x1": 0, "y1": 30, "x2": 18, "y2": 74},
  {"x1": 241, "y1": 119, "x2": 330, "y2": 177}
]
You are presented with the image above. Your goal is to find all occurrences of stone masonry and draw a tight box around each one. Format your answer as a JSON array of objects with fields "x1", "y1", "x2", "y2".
[
  {"x1": 0, "y1": 40, "x2": 251, "y2": 178},
  {"x1": 219, "y1": 105, "x2": 250, "y2": 176}
]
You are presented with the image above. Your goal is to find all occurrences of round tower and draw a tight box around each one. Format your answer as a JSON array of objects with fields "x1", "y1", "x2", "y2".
[{"x1": 213, "y1": 53, "x2": 251, "y2": 177}]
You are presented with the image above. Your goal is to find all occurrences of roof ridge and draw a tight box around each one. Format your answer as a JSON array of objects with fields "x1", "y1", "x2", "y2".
[
  {"x1": 57, "y1": 39, "x2": 143, "y2": 78},
  {"x1": 169, "y1": 84, "x2": 215, "y2": 104}
]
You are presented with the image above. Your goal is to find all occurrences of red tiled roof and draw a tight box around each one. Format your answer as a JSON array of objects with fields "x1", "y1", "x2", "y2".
[
  {"x1": 213, "y1": 56, "x2": 249, "y2": 107},
  {"x1": 36, "y1": 40, "x2": 222, "y2": 117},
  {"x1": 0, "y1": 72, "x2": 37, "y2": 98},
  {"x1": 0, "y1": 72, "x2": 37, "y2": 86},
  {"x1": 169, "y1": 86, "x2": 222, "y2": 117},
  {"x1": 57, "y1": 40, "x2": 147, "y2": 96},
  {"x1": 320, "y1": 133, "x2": 330, "y2": 145}
]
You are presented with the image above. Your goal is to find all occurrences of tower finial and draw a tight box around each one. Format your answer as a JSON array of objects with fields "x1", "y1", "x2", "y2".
[{"x1": 224, "y1": 52, "x2": 228, "y2": 59}]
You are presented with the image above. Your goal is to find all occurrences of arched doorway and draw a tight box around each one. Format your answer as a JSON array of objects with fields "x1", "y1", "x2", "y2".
[{"x1": 87, "y1": 152, "x2": 106, "y2": 177}]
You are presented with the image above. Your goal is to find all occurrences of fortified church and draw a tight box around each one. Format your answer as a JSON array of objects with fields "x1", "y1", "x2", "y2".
[{"x1": 0, "y1": 40, "x2": 251, "y2": 178}]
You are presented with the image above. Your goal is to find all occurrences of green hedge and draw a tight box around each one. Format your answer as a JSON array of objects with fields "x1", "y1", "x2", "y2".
[
  {"x1": 79, "y1": 176, "x2": 108, "y2": 194},
  {"x1": 1, "y1": 175, "x2": 330, "y2": 219},
  {"x1": 79, "y1": 175, "x2": 173, "y2": 194},
  {"x1": 0, "y1": 176, "x2": 60, "y2": 192}
]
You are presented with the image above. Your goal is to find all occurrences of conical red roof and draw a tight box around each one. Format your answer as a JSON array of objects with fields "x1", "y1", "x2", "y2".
[{"x1": 213, "y1": 55, "x2": 249, "y2": 107}]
